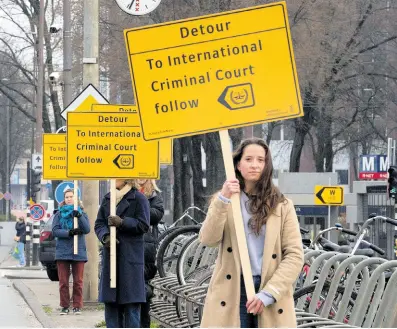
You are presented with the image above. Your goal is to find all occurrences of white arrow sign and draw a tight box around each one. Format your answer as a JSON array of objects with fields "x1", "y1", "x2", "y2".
[{"x1": 32, "y1": 153, "x2": 43, "y2": 171}]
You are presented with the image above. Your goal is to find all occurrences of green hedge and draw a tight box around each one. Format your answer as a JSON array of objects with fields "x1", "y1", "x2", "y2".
[{"x1": 0, "y1": 214, "x2": 17, "y2": 222}]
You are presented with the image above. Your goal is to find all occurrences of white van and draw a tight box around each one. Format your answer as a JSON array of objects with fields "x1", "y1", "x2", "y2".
[{"x1": 40, "y1": 199, "x2": 55, "y2": 222}]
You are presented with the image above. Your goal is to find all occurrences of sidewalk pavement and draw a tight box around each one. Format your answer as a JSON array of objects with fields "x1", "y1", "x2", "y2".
[{"x1": 1, "y1": 254, "x2": 105, "y2": 328}]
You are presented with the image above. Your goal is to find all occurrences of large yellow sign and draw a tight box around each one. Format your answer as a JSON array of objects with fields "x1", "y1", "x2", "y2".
[
  {"x1": 314, "y1": 186, "x2": 344, "y2": 205},
  {"x1": 43, "y1": 134, "x2": 68, "y2": 180},
  {"x1": 67, "y1": 112, "x2": 160, "y2": 179},
  {"x1": 91, "y1": 104, "x2": 173, "y2": 164},
  {"x1": 124, "y1": 2, "x2": 303, "y2": 140}
]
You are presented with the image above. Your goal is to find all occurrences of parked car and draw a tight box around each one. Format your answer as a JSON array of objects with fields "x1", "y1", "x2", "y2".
[{"x1": 39, "y1": 213, "x2": 58, "y2": 281}]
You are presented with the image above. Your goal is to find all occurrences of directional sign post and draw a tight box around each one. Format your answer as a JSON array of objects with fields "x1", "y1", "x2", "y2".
[
  {"x1": 67, "y1": 112, "x2": 160, "y2": 179},
  {"x1": 92, "y1": 104, "x2": 173, "y2": 165},
  {"x1": 32, "y1": 153, "x2": 43, "y2": 171},
  {"x1": 124, "y1": 2, "x2": 303, "y2": 141},
  {"x1": 314, "y1": 186, "x2": 344, "y2": 205}
]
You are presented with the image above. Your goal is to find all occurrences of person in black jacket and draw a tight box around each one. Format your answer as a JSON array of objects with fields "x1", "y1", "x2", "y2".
[
  {"x1": 133, "y1": 179, "x2": 164, "y2": 328},
  {"x1": 15, "y1": 217, "x2": 26, "y2": 267},
  {"x1": 95, "y1": 179, "x2": 150, "y2": 328}
]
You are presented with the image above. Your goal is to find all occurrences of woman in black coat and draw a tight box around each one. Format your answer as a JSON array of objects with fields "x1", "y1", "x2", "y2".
[
  {"x1": 134, "y1": 179, "x2": 165, "y2": 328},
  {"x1": 95, "y1": 179, "x2": 150, "y2": 328}
]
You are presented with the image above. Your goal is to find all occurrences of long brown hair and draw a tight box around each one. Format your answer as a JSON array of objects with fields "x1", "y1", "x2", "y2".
[{"x1": 233, "y1": 138, "x2": 285, "y2": 234}]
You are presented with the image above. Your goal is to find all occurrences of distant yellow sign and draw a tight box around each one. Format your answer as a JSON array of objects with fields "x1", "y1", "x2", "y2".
[
  {"x1": 124, "y1": 2, "x2": 303, "y2": 140},
  {"x1": 61, "y1": 84, "x2": 108, "y2": 120},
  {"x1": 92, "y1": 104, "x2": 173, "y2": 164},
  {"x1": 43, "y1": 134, "x2": 67, "y2": 180},
  {"x1": 67, "y1": 112, "x2": 159, "y2": 179},
  {"x1": 314, "y1": 186, "x2": 344, "y2": 205}
]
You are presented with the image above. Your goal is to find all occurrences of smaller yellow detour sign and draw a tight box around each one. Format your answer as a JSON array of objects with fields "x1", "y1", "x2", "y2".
[
  {"x1": 43, "y1": 134, "x2": 67, "y2": 180},
  {"x1": 67, "y1": 112, "x2": 159, "y2": 179},
  {"x1": 314, "y1": 186, "x2": 344, "y2": 205},
  {"x1": 91, "y1": 104, "x2": 173, "y2": 165}
]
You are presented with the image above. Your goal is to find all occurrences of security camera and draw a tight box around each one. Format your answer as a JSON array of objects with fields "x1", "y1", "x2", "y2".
[
  {"x1": 49, "y1": 72, "x2": 63, "y2": 85},
  {"x1": 49, "y1": 24, "x2": 62, "y2": 33}
]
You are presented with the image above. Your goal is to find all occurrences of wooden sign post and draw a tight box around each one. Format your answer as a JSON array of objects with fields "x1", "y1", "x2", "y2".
[{"x1": 110, "y1": 179, "x2": 117, "y2": 288}]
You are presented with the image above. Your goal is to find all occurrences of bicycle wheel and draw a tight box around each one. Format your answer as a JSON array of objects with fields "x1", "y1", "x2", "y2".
[
  {"x1": 294, "y1": 283, "x2": 356, "y2": 322},
  {"x1": 156, "y1": 225, "x2": 201, "y2": 277}
]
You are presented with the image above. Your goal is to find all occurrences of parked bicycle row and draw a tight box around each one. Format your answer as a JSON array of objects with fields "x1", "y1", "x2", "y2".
[{"x1": 149, "y1": 210, "x2": 397, "y2": 328}]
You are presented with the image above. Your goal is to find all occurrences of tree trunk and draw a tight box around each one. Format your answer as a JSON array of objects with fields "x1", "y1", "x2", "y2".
[
  {"x1": 289, "y1": 87, "x2": 317, "y2": 172},
  {"x1": 173, "y1": 139, "x2": 183, "y2": 222},
  {"x1": 189, "y1": 135, "x2": 206, "y2": 221},
  {"x1": 180, "y1": 137, "x2": 192, "y2": 224},
  {"x1": 203, "y1": 132, "x2": 226, "y2": 195}
]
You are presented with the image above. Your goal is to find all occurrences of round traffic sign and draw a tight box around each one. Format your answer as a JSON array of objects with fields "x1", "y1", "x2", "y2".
[
  {"x1": 30, "y1": 204, "x2": 46, "y2": 221},
  {"x1": 55, "y1": 182, "x2": 81, "y2": 204},
  {"x1": 3, "y1": 192, "x2": 12, "y2": 201}
]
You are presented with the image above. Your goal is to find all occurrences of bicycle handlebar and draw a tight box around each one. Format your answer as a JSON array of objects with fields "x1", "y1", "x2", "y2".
[
  {"x1": 386, "y1": 218, "x2": 397, "y2": 226},
  {"x1": 341, "y1": 228, "x2": 357, "y2": 236}
]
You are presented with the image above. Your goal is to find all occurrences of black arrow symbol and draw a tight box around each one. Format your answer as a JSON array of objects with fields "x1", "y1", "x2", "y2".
[
  {"x1": 36, "y1": 156, "x2": 41, "y2": 161},
  {"x1": 316, "y1": 187, "x2": 326, "y2": 204}
]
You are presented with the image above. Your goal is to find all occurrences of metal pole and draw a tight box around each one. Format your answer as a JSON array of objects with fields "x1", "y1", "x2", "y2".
[
  {"x1": 82, "y1": 0, "x2": 99, "y2": 301},
  {"x1": 328, "y1": 177, "x2": 331, "y2": 240},
  {"x1": 36, "y1": 0, "x2": 44, "y2": 154},
  {"x1": 6, "y1": 98, "x2": 10, "y2": 222},
  {"x1": 63, "y1": 0, "x2": 72, "y2": 108}
]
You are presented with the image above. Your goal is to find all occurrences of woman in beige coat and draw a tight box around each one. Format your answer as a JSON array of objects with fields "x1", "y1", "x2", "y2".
[{"x1": 199, "y1": 138, "x2": 304, "y2": 328}]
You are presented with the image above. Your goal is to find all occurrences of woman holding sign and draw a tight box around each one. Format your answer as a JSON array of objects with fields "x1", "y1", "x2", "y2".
[
  {"x1": 95, "y1": 179, "x2": 150, "y2": 328},
  {"x1": 52, "y1": 189, "x2": 90, "y2": 315},
  {"x1": 199, "y1": 138, "x2": 304, "y2": 328},
  {"x1": 133, "y1": 179, "x2": 164, "y2": 328}
]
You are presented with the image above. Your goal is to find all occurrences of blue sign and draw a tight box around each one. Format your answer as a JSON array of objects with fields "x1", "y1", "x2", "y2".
[{"x1": 55, "y1": 182, "x2": 81, "y2": 204}]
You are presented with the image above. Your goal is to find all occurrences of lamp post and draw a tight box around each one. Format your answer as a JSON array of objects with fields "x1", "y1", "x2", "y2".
[{"x1": 6, "y1": 96, "x2": 10, "y2": 221}]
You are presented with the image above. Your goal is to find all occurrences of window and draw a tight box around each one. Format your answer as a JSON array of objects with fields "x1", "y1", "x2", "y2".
[{"x1": 336, "y1": 169, "x2": 349, "y2": 185}]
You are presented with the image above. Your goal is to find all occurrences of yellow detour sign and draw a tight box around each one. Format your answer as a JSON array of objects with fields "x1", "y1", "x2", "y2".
[
  {"x1": 314, "y1": 186, "x2": 344, "y2": 205},
  {"x1": 43, "y1": 134, "x2": 67, "y2": 179},
  {"x1": 91, "y1": 104, "x2": 173, "y2": 164},
  {"x1": 67, "y1": 112, "x2": 159, "y2": 179},
  {"x1": 61, "y1": 84, "x2": 109, "y2": 120},
  {"x1": 124, "y1": 1, "x2": 303, "y2": 140}
]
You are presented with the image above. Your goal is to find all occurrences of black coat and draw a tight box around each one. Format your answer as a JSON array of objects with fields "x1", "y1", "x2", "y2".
[
  {"x1": 144, "y1": 191, "x2": 164, "y2": 281},
  {"x1": 95, "y1": 188, "x2": 150, "y2": 304},
  {"x1": 15, "y1": 221, "x2": 26, "y2": 244}
]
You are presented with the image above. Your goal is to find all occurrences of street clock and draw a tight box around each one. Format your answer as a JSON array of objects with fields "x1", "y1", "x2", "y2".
[{"x1": 115, "y1": 0, "x2": 162, "y2": 15}]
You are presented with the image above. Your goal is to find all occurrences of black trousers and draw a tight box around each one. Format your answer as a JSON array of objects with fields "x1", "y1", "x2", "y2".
[{"x1": 140, "y1": 283, "x2": 153, "y2": 328}]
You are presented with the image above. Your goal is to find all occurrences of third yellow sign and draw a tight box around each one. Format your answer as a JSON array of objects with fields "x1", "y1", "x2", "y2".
[{"x1": 124, "y1": 1, "x2": 303, "y2": 140}]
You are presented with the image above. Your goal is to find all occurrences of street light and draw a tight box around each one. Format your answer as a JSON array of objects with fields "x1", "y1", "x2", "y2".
[{"x1": 0, "y1": 78, "x2": 11, "y2": 221}]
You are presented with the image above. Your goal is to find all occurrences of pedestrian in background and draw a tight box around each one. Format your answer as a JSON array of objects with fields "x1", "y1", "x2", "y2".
[
  {"x1": 95, "y1": 179, "x2": 150, "y2": 328},
  {"x1": 133, "y1": 179, "x2": 164, "y2": 328},
  {"x1": 52, "y1": 189, "x2": 90, "y2": 315},
  {"x1": 14, "y1": 217, "x2": 26, "y2": 267},
  {"x1": 199, "y1": 137, "x2": 304, "y2": 328}
]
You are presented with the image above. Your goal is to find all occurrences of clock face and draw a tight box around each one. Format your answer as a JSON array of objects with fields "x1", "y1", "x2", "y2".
[{"x1": 115, "y1": 0, "x2": 161, "y2": 16}]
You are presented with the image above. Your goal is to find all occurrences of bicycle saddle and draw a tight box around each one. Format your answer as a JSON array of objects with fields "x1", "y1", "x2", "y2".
[
  {"x1": 354, "y1": 249, "x2": 375, "y2": 257},
  {"x1": 322, "y1": 242, "x2": 340, "y2": 251}
]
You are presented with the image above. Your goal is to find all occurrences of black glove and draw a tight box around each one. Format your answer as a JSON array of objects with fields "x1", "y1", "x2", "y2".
[
  {"x1": 108, "y1": 215, "x2": 123, "y2": 228},
  {"x1": 102, "y1": 234, "x2": 119, "y2": 248},
  {"x1": 68, "y1": 228, "x2": 84, "y2": 236},
  {"x1": 72, "y1": 210, "x2": 82, "y2": 218}
]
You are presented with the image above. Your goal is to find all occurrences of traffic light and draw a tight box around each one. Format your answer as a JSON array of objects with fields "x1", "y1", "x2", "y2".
[{"x1": 31, "y1": 169, "x2": 42, "y2": 202}]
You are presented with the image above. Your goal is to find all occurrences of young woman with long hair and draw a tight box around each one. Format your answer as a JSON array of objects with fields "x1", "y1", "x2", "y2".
[{"x1": 199, "y1": 137, "x2": 304, "y2": 328}]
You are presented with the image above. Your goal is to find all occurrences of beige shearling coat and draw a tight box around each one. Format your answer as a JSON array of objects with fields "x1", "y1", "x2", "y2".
[{"x1": 199, "y1": 197, "x2": 304, "y2": 328}]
